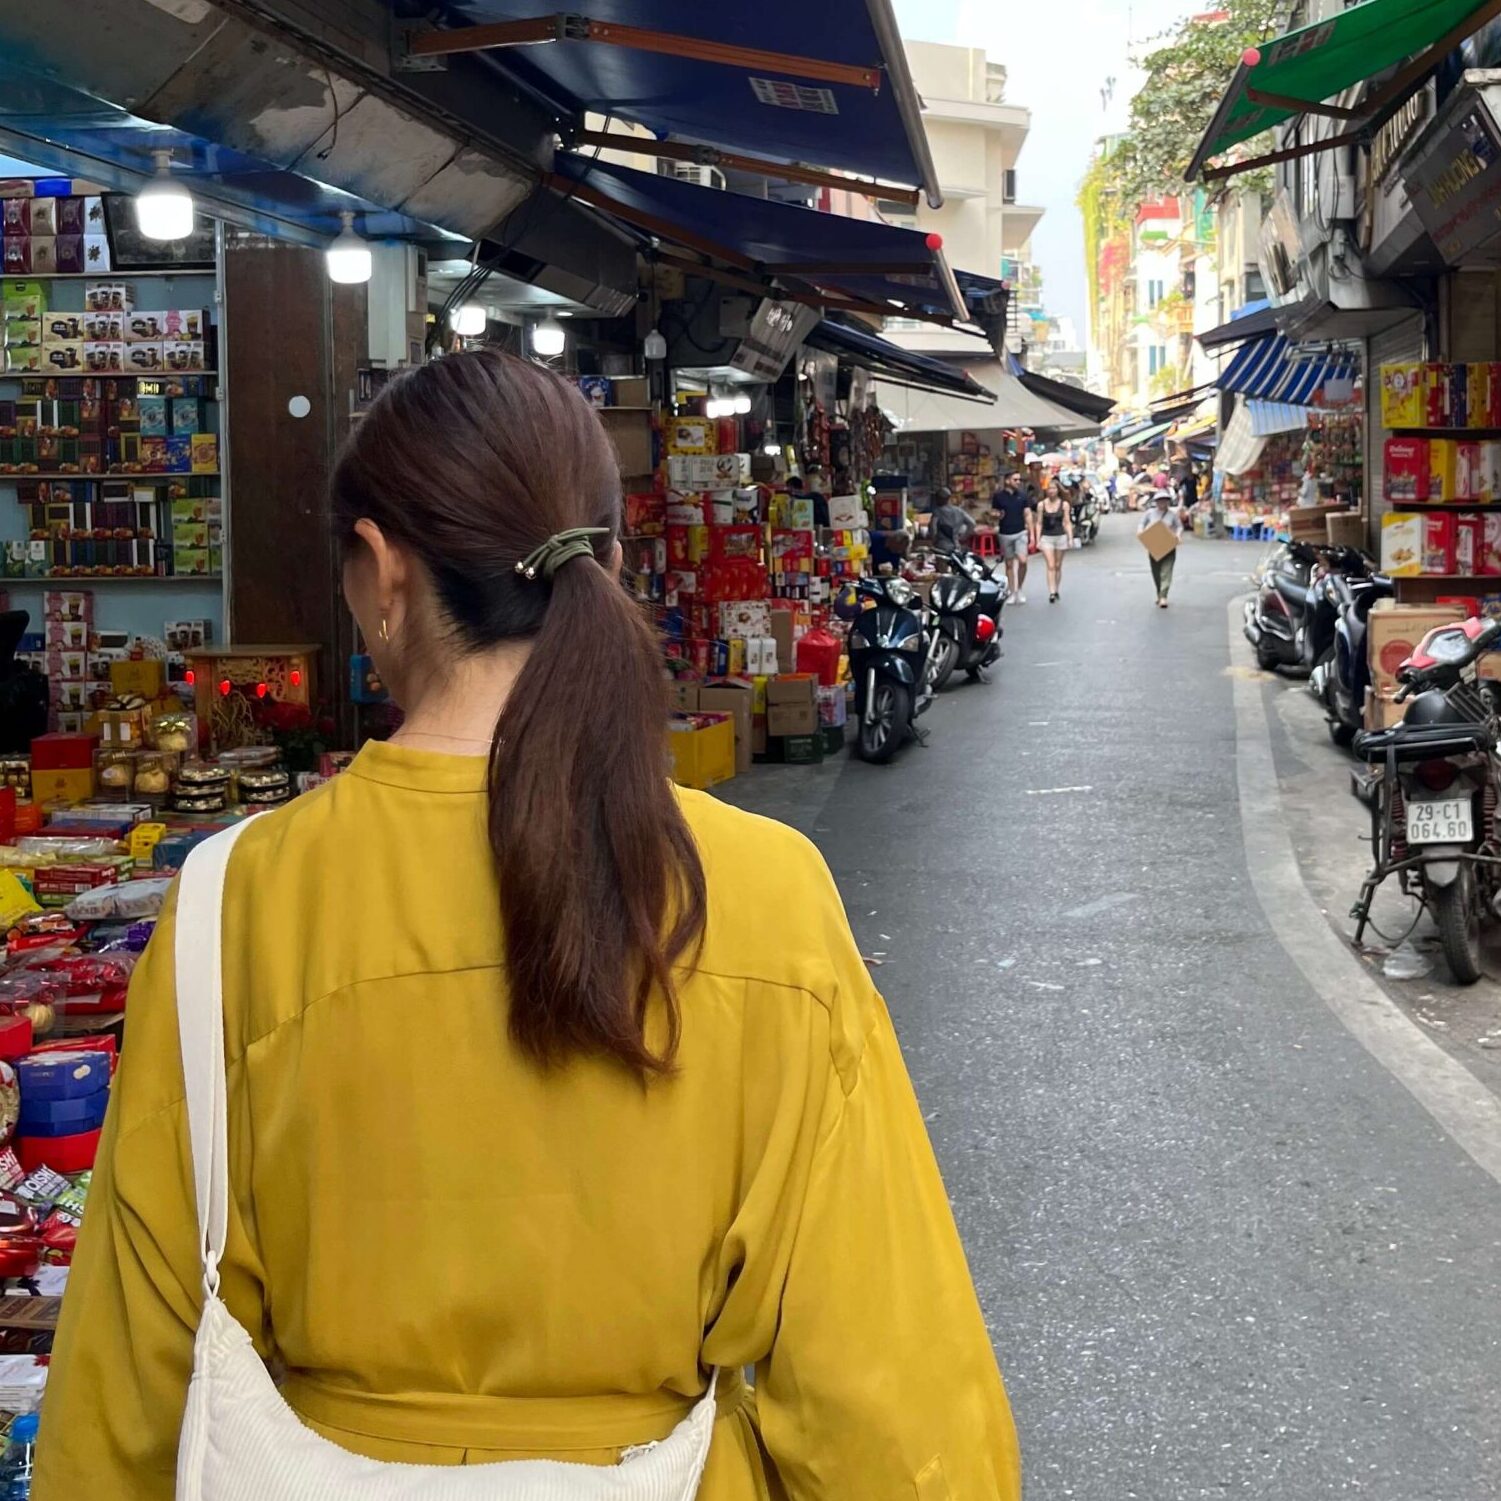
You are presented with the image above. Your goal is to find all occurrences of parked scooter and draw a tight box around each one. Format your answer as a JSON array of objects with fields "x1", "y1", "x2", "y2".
[
  {"x1": 841, "y1": 575, "x2": 938, "y2": 763},
  {"x1": 1243, "y1": 538, "x2": 1321, "y2": 672},
  {"x1": 1353, "y1": 616, "x2": 1501, "y2": 982},
  {"x1": 1310, "y1": 555, "x2": 1394, "y2": 746},
  {"x1": 928, "y1": 548, "x2": 1007, "y2": 690}
]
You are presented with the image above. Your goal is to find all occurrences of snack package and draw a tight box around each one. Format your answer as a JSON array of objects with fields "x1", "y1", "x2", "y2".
[
  {"x1": 64, "y1": 876, "x2": 171, "y2": 922},
  {"x1": 0, "y1": 871, "x2": 39, "y2": 933}
]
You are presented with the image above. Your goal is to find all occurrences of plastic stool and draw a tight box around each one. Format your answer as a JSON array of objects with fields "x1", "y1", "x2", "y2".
[{"x1": 973, "y1": 531, "x2": 998, "y2": 558}]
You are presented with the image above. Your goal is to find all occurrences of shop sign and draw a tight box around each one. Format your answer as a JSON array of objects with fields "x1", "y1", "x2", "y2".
[
  {"x1": 729, "y1": 299, "x2": 820, "y2": 382},
  {"x1": 1404, "y1": 99, "x2": 1501, "y2": 263}
]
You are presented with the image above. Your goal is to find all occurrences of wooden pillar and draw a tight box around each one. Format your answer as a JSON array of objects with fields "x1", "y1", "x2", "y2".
[{"x1": 221, "y1": 235, "x2": 366, "y2": 728}]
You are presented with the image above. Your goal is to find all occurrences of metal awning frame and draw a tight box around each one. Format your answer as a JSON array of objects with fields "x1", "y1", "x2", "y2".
[{"x1": 1188, "y1": 0, "x2": 1501, "y2": 183}]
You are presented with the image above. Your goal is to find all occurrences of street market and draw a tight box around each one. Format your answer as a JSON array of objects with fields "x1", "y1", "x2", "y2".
[{"x1": 2, "y1": 0, "x2": 1501, "y2": 1497}]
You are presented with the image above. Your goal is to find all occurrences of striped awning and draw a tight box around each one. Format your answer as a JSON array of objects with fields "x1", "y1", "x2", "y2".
[
  {"x1": 1215, "y1": 400, "x2": 1268, "y2": 478},
  {"x1": 1247, "y1": 401, "x2": 1313, "y2": 438},
  {"x1": 1216, "y1": 334, "x2": 1358, "y2": 404}
]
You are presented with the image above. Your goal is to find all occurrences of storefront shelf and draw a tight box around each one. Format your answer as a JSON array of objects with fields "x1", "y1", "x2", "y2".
[
  {"x1": 0, "y1": 270, "x2": 214, "y2": 281},
  {"x1": 0, "y1": 472, "x2": 220, "y2": 480},
  {"x1": 0, "y1": 372, "x2": 219, "y2": 381},
  {"x1": 1389, "y1": 428, "x2": 1501, "y2": 438},
  {"x1": 12, "y1": 573, "x2": 222, "y2": 584}
]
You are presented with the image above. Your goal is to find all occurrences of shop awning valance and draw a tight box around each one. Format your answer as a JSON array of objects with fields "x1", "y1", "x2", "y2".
[
  {"x1": 434, "y1": 0, "x2": 940, "y2": 205},
  {"x1": 877, "y1": 362, "x2": 1098, "y2": 435},
  {"x1": 1215, "y1": 333, "x2": 1358, "y2": 404},
  {"x1": 1168, "y1": 400, "x2": 1219, "y2": 440},
  {"x1": 804, "y1": 320, "x2": 994, "y2": 399},
  {"x1": 1248, "y1": 400, "x2": 1314, "y2": 437},
  {"x1": 1004, "y1": 355, "x2": 1117, "y2": 422},
  {"x1": 1197, "y1": 301, "x2": 1278, "y2": 351},
  {"x1": 549, "y1": 156, "x2": 966, "y2": 321},
  {"x1": 1114, "y1": 420, "x2": 1173, "y2": 452},
  {"x1": 1188, "y1": 0, "x2": 1501, "y2": 181},
  {"x1": 1216, "y1": 400, "x2": 1270, "y2": 477}
]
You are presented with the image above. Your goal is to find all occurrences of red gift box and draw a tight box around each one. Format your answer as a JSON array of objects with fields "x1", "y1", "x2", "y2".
[
  {"x1": 1384, "y1": 438, "x2": 1430, "y2": 502},
  {"x1": 1422, "y1": 512, "x2": 1457, "y2": 575},
  {"x1": 29, "y1": 731, "x2": 96, "y2": 771},
  {"x1": 1423, "y1": 363, "x2": 1453, "y2": 428},
  {"x1": 18, "y1": 1129, "x2": 101, "y2": 1175}
]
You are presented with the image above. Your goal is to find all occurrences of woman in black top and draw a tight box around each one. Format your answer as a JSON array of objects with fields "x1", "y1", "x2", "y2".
[{"x1": 1032, "y1": 480, "x2": 1074, "y2": 602}]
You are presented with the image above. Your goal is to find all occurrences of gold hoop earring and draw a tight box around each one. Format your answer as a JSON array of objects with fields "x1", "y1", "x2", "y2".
[{"x1": 378, "y1": 616, "x2": 389, "y2": 644}]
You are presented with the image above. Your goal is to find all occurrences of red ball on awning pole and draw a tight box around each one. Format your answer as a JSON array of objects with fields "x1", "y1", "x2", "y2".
[
  {"x1": 925, "y1": 232, "x2": 944, "y2": 251},
  {"x1": 1242, "y1": 47, "x2": 1262, "y2": 67}
]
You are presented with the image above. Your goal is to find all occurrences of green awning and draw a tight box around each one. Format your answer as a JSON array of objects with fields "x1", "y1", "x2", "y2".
[{"x1": 1187, "y1": 0, "x2": 1501, "y2": 180}]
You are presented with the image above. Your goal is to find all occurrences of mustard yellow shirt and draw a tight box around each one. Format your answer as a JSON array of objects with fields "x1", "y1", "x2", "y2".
[{"x1": 35, "y1": 740, "x2": 1019, "y2": 1498}]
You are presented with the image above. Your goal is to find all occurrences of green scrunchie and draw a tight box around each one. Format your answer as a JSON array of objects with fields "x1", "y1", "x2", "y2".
[{"x1": 514, "y1": 526, "x2": 610, "y2": 582}]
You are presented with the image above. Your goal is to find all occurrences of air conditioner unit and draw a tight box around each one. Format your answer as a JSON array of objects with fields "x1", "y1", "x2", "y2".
[{"x1": 661, "y1": 161, "x2": 726, "y2": 191}]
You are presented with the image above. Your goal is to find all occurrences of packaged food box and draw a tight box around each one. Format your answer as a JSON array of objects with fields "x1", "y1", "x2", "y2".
[
  {"x1": 1380, "y1": 363, "x2": 1426, "y2": 429},
  {"x1": 1456, "y1": 514, "x2": 1484, "y2": 576},
  {"x1": 1422, "y1": 511, "x2": 1457, "y2": 575},
  {"x1": 1380, "y1": 512, "x2": 1423, "y2": 577},
  {"x1": 1429, "y1": 439, "x2": 1461, "y2": 503}
]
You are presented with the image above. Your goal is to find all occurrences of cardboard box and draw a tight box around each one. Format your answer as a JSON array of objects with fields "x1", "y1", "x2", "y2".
[
  {"x1": 1367, "y1": 601, "x2": 1466, "y2": 691},
  {"x1": 1136, "y1": 519, "x2": 1178, "y2": 561},
  {"x1": 769, "y1": 611, "x2": 795, "y2": 670},
  {"x1": 667, "y1": 712, "x2": 735, "y2": 791},
  {"x1": 1380, "y1": 513, "x2": 1423, "y2": 577},
  {"x1": 599, "y1": 408, "x2": 653, "y2": 479},
  {"x1": 108, "y1": 659, "x2": 164, "y2": 698},
  {"x1": 697, "y1": 681, "x2": 755, "y2": 775},
  {"x1": 1363, "y1": 686, "x2": 1407, "y2": 731},
  {"x1": 765, "y1": 674, "x2": 818, "y2": 737},
  {"x1": 666, "y1": 418, "x2": 713, "y2": 455},
  {"x1": 1326, "y1": 512, "x2": 1366, "y2": 549},
  {"x1": 29, "y1": 766, "x2": 93, "y2": 806}
]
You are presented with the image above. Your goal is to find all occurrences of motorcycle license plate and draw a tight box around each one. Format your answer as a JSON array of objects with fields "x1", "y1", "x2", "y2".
[{"x1": 1405, "y1": 797, "x2": 1473, "y2": 844}]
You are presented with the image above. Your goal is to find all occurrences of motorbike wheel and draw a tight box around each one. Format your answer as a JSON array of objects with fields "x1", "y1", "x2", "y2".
[
  {"x1": 857, "y1": 681, "x2": 909, "y2": 764},
  {"x1": 1433, "y1": 867, "x2": 1484, "y2": 985},
  {"x1": 1254, "y1": 635, "x2": 1280, "y2": 672},
  {"x1": 930, "y1": 632, "x2": 960, "y2": 692}
]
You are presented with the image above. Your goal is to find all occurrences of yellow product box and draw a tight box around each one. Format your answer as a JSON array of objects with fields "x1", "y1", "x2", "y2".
[
  {"x1": 1380, "y1": 363, "x2": 1425, "y2": 429},
  {"x1": 750, "y1": 675, "x2": 769, "y2": 715},
  {"x1": 128, "y1": 821, "x2": 167, "y2": 866},
  {"x1": 1380, "y1": 513, "x2": 1424, "y2": 577},
  {"x1": 109, "y1": 658, "x2": 165, "y2": 699},
  {"x1": 1429, "y1": 439, "x2": 1461, "y2": 503},
  {"x1": 30, "y1": 766, "x2": 93, "y2": 807},
  {"x1": 666, "y1": 418, "x2": 713, "y2": 455},
  {"x1": 667, "y1": 712, "x2": 735, "y2": 791}
]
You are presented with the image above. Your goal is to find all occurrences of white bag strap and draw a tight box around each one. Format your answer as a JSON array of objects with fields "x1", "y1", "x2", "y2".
[{"x1": 173, "y1": 820, "x2": 257, "y2": 1298}]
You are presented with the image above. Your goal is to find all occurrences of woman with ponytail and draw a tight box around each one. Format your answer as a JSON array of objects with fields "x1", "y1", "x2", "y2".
[{"x1": 38, "y1": 350, "x2": 1018, "y2": 1500}]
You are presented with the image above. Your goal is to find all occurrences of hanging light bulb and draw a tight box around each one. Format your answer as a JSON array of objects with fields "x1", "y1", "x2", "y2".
[
  {"x1": 450, "y1": 304, "x2": 486, "y2": 338},
  {"x1": 135, "y1": 149, "x2": 193, "y2": 242},
  {"x1": 531, "y1": 314, "x2": 566, "y2": 357},
  {"x1": 643, "y1": 327, "x2": 667, "y2": 361},
  {"x1": 325, "y1": 210, "x2": 372, "y2": 284},
  {"x1": 731, "y1": 393, "x2": 752, "y2": 415}
]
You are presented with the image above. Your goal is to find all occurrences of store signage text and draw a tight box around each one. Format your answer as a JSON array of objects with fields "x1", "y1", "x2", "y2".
[{"x1": 1404, "y1": 101, "x2": 1501, "y2": 263}]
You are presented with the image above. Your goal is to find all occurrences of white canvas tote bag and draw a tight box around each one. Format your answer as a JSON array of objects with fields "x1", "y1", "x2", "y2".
[{"x1": 173, "y1": 821, "x2": 717, "y2": 1499}]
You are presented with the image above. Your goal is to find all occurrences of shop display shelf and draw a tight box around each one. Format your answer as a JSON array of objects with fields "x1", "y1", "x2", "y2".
[
  {"x1": 0, "y1": 269, "x2": 214, "y2": 281},
  {"x1": 11, "y1": 573, "x2": 223, "y2": 584},
  {"x1": 0, "y1": 372, "x2": 219, "y2": 381},
  {"x1": 0, "y1": 471, "x2": 221, "y2": 480}
]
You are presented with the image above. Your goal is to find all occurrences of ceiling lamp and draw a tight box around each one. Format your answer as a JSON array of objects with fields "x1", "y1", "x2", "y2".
[
  {"x1": 325, "y1": 211, "x2": 372, "y2": 285},
  {"x1": 450, "y1": 304, "x2": 487, "y2": 338},
  {"x1": 135, "y1": 149, "x2": 193, "y2": 242},
  {"x1": 531, "y1": 314, "x2": 566, "y2": 358},
  {"x1": 731, "y1": 393, "x2": 752, "y2": 415}
]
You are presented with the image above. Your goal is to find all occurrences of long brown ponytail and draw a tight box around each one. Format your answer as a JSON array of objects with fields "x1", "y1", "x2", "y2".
[{"x1": 331, "y1": 349, "x2": 705, "y2": 1076}]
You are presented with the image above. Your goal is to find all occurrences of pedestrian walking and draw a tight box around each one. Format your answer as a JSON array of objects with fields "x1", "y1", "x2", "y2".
[
  {"x1": 993, "y1": 470, "x2": 1033, "y2": 602},
  {"x1": 35, "y1": 348, "x2": 1020, "y2": 1501},
  {"x1": 1139, "y1": 485, "x2": 1188, "y2": 607},
  {"x1": 1033, "y1": 479, "x2": 1074, "y2": 602}
]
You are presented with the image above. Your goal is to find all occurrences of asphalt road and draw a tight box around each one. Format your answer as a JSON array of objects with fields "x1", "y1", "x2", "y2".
[{"x1": 720, "y1": 522, "x2": 1501, "y2": 1500}]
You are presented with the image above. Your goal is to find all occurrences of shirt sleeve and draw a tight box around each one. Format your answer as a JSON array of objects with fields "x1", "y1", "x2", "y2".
[
  {"x1": 756, "y1": 877, "x2": 1020, "y2": 1499},
  {"x1": 34, "y1": 899, "x2": 269, "y2": 1501}
]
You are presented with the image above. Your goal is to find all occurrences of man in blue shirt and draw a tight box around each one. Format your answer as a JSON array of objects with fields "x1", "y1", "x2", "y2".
[{"x1": 993, "y1": 471, "x2": 1035, "y2": 604}]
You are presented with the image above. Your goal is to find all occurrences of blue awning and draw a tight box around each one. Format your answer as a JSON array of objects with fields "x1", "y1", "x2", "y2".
[
  {"x1": 803, "y1": 320, "x2": 993, "y2": 398},
  {"x1": 443, "y1": 0, "x2": 939, "y2": 203},
  {"x1": 1216, "y1": 334, "x2": 1358, "y2": 404},
  {"x1": 550, "y1": 156, "x2": 966, "y2": 320},
  {"x1": 1115, "y1": 419, "x2": 1173, "y2": 451},
  {"x1": 1247, "y1": 401, "x2": 1313, "y2": 438},
  {"x1": 1197, "y1": 299, "x2": 1277, "y2": 351}
]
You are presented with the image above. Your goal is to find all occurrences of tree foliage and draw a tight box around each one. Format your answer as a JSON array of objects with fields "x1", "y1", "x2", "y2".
[{"x1": 1105, "y1": 0, "x2": 1286, "y2": 207}]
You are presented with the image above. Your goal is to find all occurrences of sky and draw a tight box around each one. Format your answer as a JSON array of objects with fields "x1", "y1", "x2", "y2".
[{"x1": 892, "y1": 0, "x2": 1196, "y2": 340}]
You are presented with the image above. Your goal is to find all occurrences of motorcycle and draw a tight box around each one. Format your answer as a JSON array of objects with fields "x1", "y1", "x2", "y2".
[
  {"x1": 1352, "y1": 616, "x2": 1501, "y2": 983},
  {"x1": 842, "y1": 575, "x2": 938, "y2": 763},
  {"x1": 1071, "y1": 492, "x2": 1100, "y2": 546},
  {"x1": 1309, "y1": 554, "x2": 1394, "y2": 747},
  {"x1": 928, "y1": 548, "x2": 1007, "y2": 691},
  {"x1": 1243, "y1": 538, "x2": 1321, "y2": 672}
]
